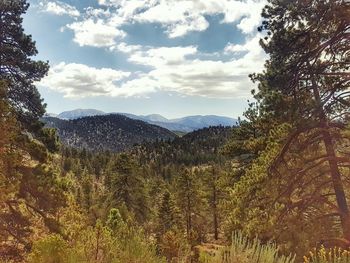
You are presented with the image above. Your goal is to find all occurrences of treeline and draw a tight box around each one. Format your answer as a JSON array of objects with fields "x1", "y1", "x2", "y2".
[
  {"x1": 220, "y1": 0, "x2": 350, "y2": 260},
  {"x1": 132, "y1": 126, "x2": 232, "y2": 168},
  {"x1": 1, "y1": 0, "x2": 350, "y2": 262},
  {"x1": 43, "y1": 114, "x2": 176, "y2": 152},
  {"x1": 58, "y1": 146, "x2": 235, "y2": 261}
]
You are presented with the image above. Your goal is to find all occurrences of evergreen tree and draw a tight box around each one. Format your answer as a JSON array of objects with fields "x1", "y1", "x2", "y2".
[
  {"x1": 254, "y1": 0, "x2": 350, "y2": 241},
  {"x1": 224, "y1": 0, "x2": 350, "y2": 255},
  {"x1": 107, "y1": 154, "x2": 149, "y2": 222},
  {"x1": 0, "y1": 82, "x2": 65, "y2": 261},
  {"x1": 0, "y1": 0, "x2": 49, "y2": 127},
  {"x1": 157, "y1": 191, "x2": 181, "y2": 235},
  {"x1": 0, "y1": 1, "x2": 66, "y2": 258},
  {"x1": 202, "y1": 165, "x2": 225, "y2": 240},
  {"x1": 175, "y1": 168, "x2": 207, "y2": 243}
]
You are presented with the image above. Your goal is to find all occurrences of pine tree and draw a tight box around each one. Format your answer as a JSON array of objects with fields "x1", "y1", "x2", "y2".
[
  {"x1": 0, "y1": 81, "x2": 65, "y2": 261},
  {"x1": 0, "y1": 0, "x2": 49, "y2": 127},
  {"x1": 175, "y1": 168, "x2": 207, "y2": 243},
  {"x1": 107, "y1": 154, "x2": 150, "y2": 222},
  {"x1": 254, "y1": 0, "x2": 350, "y2": 242},
  {"x1": 202, "y1": 165, "x2": 223, "y2": 240},
  {"x1": 0, "y1": 1, "x2": 66, "y2": 258},
  {"x1": 157, "y1": 191, "x2": 181, "y2": 235}
]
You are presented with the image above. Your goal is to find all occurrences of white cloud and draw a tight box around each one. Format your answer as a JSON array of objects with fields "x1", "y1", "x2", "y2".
[
  {"x1": 111, "y1": 42, "x2": 143, "y2": 53},
  {"x1": 44, "y1": 0, "x2": 268, "y2": 99},
  {"x1": 129, "y1": 46, "x2": 198, "y2": 66},
  {"x1": 65, "y1": 0, "x2": 266, "y2": 46},
  {"x1": 134, "y1": 1, "x2": 210, "y2": 38},
  {"x1": 121, "y1": 43, "x2": 266, "y2": 98},
  {"x1": 40, "y1": 36, "x2": 266, "y2": 99},
  {"x1": 97, "y1": 0, "x2": 122, "y2": 6},
  {"x1": 129, "y1": 0, "x2": 266, "y2": 37},
  {"x1": 39, "y1": 1, "x2": 80, "y2": 17},
  {"x1": 39, "y1": 63, "x2": 131, "y2": 98},
  {"x1": 225, "y1": 34, "x2": 263, "y2": 53},
  {"x1": 66, "y1": 19, "x2": 126, "y2": 47},
  {"x1": 85, "y1": 7, "x2": 111, "y2": 18}
]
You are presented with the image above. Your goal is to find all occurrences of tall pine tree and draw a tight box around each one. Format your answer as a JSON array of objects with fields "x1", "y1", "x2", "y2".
[{"x1": 0, "y1": 0, "x2": 49, "y2": 127}]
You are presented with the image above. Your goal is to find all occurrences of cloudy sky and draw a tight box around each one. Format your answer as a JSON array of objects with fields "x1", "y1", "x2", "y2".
[{"x1": 24, "y1": 0, "x2": 267, "y2": 118}]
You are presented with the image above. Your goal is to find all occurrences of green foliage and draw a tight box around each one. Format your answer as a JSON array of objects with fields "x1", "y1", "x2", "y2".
[
  {"x1": 115, "y1": 230, "x2": 166, "y2": 263},
  {"x1": 134, "y1": 126, "x2": 232, "y2": 170},
  {"x1": 38, "y1": 128, "x2": 61, "y2": 153},
  {"x1": 106, "y1": 153, "x2": 150, "y2": 222},
  {"x1": 28, "y1": 234, "x2": 71, "y2": 263},
  {"x1": 222, "y1": 0, "x2": 350, "y2": 258},
  {"x1": 0, "y1": 1, "x2": 68, "y2": 260},
  {"x1": 0, "y1": 81, "x2": 66, "y2": 261},
  {"x1": 0, "y1": 0, "x2": 49, "y2": 126},
  {"x1": 159, "y1": 230, "x2": 191, "y2": 263},
  {"x1": 224, "y1": 124, "x2": 291, "y2": 235},
  {"x1": 28, "y1": 215, "x2": 166, "y2": 263},
  {"x1": 107, "y1": 208, "x2": 124, "y2": 231},
  {"x1": 200, "y1": 231, "x2": 295, "y2": 263},
  {"x1": 157, "y1": 191, "x2": 182, "y2": 235},
  {"x1": 175, "y1": 167, "x2": 208, "y2": 243},
  {"x1": 1, "y1": 0, "x2": 348, "y2": 261}
]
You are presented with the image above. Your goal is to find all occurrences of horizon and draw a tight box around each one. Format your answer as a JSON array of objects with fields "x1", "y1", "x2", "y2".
[
  {"x1": 48, "y1": 107, "x2": 239, "y2": 119},
  {"x1": 24, "y1": 0, "x2": 267, "y2": 119}
]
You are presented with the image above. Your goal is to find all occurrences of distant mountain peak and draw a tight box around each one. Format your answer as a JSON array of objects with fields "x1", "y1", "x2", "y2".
[
  {"x1": 58, "y1": 109, "x2": 105, "y2": 119},
  {"x1": 54, "y1": 109, "x2": 238, "y2": 132},
  {"x1": 42, "y1": 114, "x2": 176, "y2": 152}
]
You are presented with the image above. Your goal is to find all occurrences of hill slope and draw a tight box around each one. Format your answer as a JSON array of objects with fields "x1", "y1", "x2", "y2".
[
  {"x1": 43, "y1": 115, "x2": 176, "y2": 152},
  {"x1": 132, "y1": 126, "x2": 233, "y2": 166},
  {"x1": 58, "y1": 109, "x2": 105, "y2": 119},
  {"x1": 49, "y1": 109, "x2": 238, "y2": 132}
]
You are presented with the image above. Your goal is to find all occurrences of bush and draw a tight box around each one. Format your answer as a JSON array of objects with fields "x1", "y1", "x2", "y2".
[
  {"x1": 28, "y1": 220, "x2": 166, "y2": 263},
  {"x1": 28, "y1": 234, "x2": 72, "y2": 263},
  {"x1": 303, "y1": 246, "x2": 350, "y2": 263},
  {"x1": 200, "y1": 231, "x2": 295, "y2": 263}
]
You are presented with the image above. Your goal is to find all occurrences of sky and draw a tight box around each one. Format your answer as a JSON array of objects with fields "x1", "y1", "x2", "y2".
[{"x1": 24, "y1": 0, "x2": 267, "y2": 119}]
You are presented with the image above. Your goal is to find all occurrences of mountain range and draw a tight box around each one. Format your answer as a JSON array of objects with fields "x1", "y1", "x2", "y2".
[
  {"x1": 46, "y1": 109, "x2": 238, "y2": 132},
  {"x1": 43, "y1": 114, "x2": 176, "y2": 152}
]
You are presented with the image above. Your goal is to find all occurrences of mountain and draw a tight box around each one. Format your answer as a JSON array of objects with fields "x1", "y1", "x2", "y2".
[
  {"x1": 133, "y1": 115, "x2": 237, "y2": 132},
  {"x1": 42, "y1": 114, "x2": 176, "y2": 152},
  {"x1": 114, "y1": 113, "x2": 170, "y2": 123},
  {"x1": 57, "y1": 109, "x2": 105, "y2": 119},
  {"x1": 142, "y1": 114, "x2": 170, "y2": 123},
  {"x1": 43, "y1": 112, "x2": 58, "y2": 118},
  {"x1": 172, "y1": 115, "x2": 237, "y2": 131},
  {"x1": 132, "y1": 125, "x2": 233, "y2": 167},
  {"x1": 50, "y1": 109, "x2": 238, "y2": 132}
]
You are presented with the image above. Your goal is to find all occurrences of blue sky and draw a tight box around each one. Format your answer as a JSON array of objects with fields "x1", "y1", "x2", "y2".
[{"x1": 24, "y1": 0, "x2": 267, "y2": 118}]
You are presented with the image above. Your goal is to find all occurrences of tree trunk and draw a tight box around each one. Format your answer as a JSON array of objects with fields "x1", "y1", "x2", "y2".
[
  {"x1": 95, "y1": 226, "x2": 101, "y2": 262},
  {"x1": 213, "y1": 182, "x2": 218, "y2": 240},
  {"x1": 187, "y1": 192, "x2": 192, "y2": 240},
  {"x1": 312, "y1": 84, "x2": 350, "y2": 241},
  {"x1": 322, "y1": 128, "x2": 350, "y2": 240}
]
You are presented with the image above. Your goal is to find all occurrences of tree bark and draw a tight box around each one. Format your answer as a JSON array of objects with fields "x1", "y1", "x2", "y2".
[
  {"x1": 312, "y1": 84, "x2": 350, "y2": 241},
  {"x1": 213, "y1": 184, "x2": 218, "y2": 240},
  {"x1": 212, "y1": 167, "x2": 219, "y2": 240}
]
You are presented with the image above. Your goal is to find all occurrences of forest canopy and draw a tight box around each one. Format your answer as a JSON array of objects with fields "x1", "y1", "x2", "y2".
[{"x1": 0, "y1": 0, "x2": 349, "y2": 262}]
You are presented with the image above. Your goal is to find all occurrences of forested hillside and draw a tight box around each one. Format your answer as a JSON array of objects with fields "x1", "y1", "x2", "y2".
[
  {"x1": 0, "y1": 0, "x2": 349, "y2": 263},
  {"x1": 43, "y1": 115, "x2": 176, "y2": 152},
  {"x1": 132, "y1": 126, "x2": 232, "y2": 167},
  {"x1": 50, "y1": 109, "x2": 238, "y2": 133}
]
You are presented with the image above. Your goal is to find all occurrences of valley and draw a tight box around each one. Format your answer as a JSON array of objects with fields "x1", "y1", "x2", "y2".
[{"x1": 1, "y1": 1, "x2": 349, "y2": 263}]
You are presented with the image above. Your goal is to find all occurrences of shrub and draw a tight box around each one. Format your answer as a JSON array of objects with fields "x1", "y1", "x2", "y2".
[
  {"x1": 303, "y1": 246, "x2": 350, "y2": 263},
  {"x1": 28, "y1": 234, "x2": 73, "y2": 263},
  {"x1": 200, "y1": 231, "x2": 295, "y2": 263}
]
